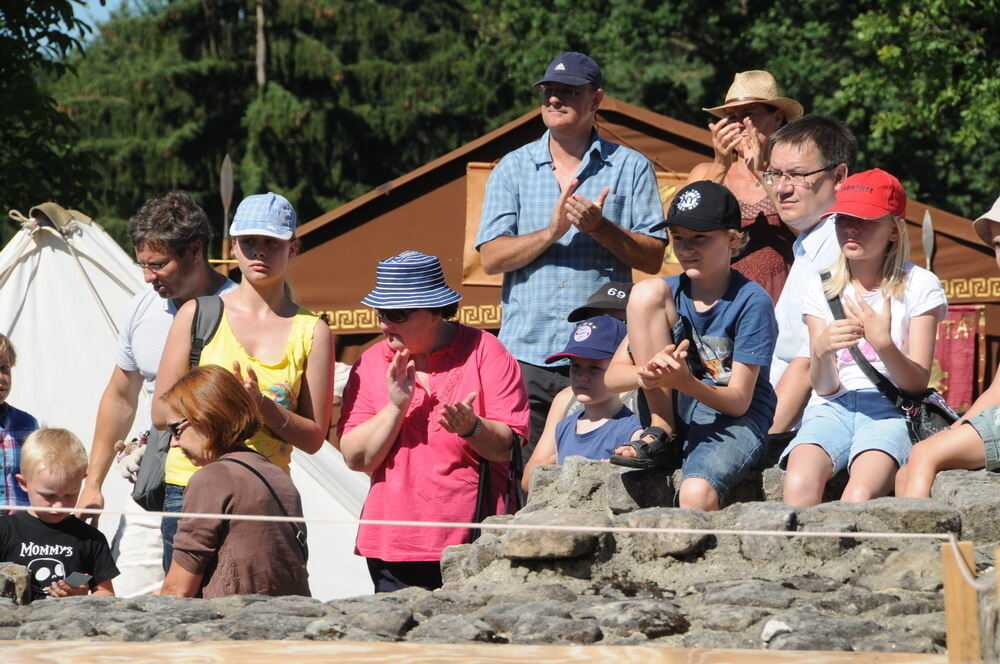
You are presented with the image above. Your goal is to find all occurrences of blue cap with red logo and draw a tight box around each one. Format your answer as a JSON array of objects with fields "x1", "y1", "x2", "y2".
[{"x1": 544, "y1": 315, "x2": 626, "y2": 364}]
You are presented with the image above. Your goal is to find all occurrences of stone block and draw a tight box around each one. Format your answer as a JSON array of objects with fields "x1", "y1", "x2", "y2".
[
  {"x1": 478, "y1": 600, "x2": 569, "y2": 633},
  {"x1": 579, "y1": 598, "x2": 689, "y2": 638},
  {"x1": 932, "y1": 470, "x2": 1000, "y2": 543},
  {"x1": 509, "y1": 615, "x2": 601, "y2": 644},
  {"x1": 407, "y1": 614, "x2": 498, "y2": 643},
  {"x1": 0, "y1": 564, "x2": 30, "y2": 605},
  {"x1": 502, "y1": 508, "x2": 609, "y2": 560},
  {"x1": 689, "y1": 604, "x2": 767, "y2": 632},
  {"x1": 702, "y1": 581, "x2": 795, "y2": 610},
  {"x1": 712, "y1": 502, "x2": 797, "y2": 560},
  {"x1": 613, "y1": 508, "x2": 710, "y2": 560},
  {"x1": 605, "y1": 468, "x2": 675, "y2": 514}
]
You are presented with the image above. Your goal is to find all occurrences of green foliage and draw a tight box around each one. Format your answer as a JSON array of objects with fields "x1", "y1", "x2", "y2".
[
  {"x1": 29, "y1": 0, "x2": 1000, "y2": 246},
  {"x1": 0, "y1": 0, "x2": 95, "y2": 245}
]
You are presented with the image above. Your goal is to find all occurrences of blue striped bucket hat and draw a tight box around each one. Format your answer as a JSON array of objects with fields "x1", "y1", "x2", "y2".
[{"x1": 361, "y1": 251, "x2": 462, "y2": 309}]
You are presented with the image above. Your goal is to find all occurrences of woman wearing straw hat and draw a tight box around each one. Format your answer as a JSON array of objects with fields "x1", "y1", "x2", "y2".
[
  {"x1": 338, "y1": 251, "x2": 530, "y2": 592},
  {"x1": 687, "y1": 70, "x2": 804, "y2": 302}
]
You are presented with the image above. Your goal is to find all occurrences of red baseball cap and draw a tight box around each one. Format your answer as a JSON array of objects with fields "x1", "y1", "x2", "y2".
[{"x1": 822, "y1": 169, "x2": 907, "y2": 221}]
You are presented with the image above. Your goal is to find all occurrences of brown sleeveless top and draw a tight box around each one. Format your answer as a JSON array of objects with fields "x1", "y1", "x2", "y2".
[{"x1": 732, "y1": 196, "x2": 795, "y2": 302}]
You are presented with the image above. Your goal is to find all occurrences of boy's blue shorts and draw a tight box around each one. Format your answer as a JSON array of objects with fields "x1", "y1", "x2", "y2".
[{"x1": 679, "y1": 400, "x2": 766, "y2": 501}]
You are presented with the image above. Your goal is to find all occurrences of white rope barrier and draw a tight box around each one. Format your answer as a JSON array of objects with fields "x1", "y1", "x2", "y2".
[{"x1": 3, "y1": 503, "x2": 995, "y2": 592}]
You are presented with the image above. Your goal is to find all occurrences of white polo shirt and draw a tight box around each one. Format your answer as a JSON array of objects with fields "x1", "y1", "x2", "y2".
[{"x1": 769, "y1": 217, "x2": 841, "y2": 385}]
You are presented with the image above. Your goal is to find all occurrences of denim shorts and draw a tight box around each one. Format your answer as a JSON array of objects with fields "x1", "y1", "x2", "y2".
[
  {"x1": 679, "y1": 400, "x2": 767, "y2": 501},
  {"x1": 779, "y1": 389, "x2": 911, "y2": 474},
  {"x1": 963, "y1": 406, "x2": 1000, "y2": 472}
]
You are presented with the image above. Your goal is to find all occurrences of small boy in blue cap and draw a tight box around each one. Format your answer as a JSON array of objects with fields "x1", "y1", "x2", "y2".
[{"x1": 522, "y1": 315, "x2": 641, "y2": 490}]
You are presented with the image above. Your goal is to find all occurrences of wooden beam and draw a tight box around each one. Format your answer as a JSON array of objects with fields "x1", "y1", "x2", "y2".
[
  {"x1": 942, "y1": 540, "x2": 982, "y2": 663},
  {"x1": 1, "y1": 640, "x2": 948, "y2": 663}
]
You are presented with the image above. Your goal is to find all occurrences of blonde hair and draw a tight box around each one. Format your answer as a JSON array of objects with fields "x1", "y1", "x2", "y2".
[
  {"x1": 728, "y1": 229, "x2": 749, "y2": 258},
  {"x1": 20, "y1": 428, "x2": 88, "y2": 480},
  {"x1": 823, "y1": 214, "x2": 910, "y2": 300},
  {"x1": 0, "y1": 333, "x2": 16, "y2": 365}
]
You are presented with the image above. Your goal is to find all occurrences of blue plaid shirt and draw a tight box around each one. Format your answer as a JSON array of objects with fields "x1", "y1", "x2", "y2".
[
  {"x1": 0, "y1": 403, "x2": 38, "y2": 512},
  {"x1": 476, "y1": 129, "x2": 665, "y2": 366}
]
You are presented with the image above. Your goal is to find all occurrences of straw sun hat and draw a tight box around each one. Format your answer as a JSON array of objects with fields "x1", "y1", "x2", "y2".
[
  {"x1": 703, "y1": 70, "x2": 803, "y2": 122},
  {"x1": 973, "y1": 194, "x2": 1000, "y2": 246}
]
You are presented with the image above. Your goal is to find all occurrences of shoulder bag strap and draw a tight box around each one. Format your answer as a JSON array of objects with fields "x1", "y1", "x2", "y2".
[
  {"x1": 218, "y1": 457, "x2": 308, "y2": 560},
  {"x1": 820, "y1": 272, "x2": 903, "y2": 408},
  {"x1": 190, "y1": 295, "x2": 224, "y2": 367}
]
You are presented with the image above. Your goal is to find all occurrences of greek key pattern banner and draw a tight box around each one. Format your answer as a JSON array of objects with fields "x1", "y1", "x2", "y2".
[
  {"x1": 320, "y1": 305, "x2": 502, "y2": 332},
  {"x1": 941, "y1": 277, "x2": 1000, "y2": 301}
]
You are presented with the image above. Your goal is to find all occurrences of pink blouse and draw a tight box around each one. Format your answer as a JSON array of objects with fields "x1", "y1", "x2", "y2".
[{"x1": 338, "y1": 324, "x2": 530, "y2": 561}]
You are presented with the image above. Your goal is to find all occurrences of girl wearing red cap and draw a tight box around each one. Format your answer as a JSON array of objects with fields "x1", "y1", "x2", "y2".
[{"x1": 781, "y1": 170, "x2": 947, "y2": 506}]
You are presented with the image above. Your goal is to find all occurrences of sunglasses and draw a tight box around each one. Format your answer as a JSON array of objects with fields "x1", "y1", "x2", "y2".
[
  {"x1": 376, "y1": 309, "x2": 415, "y2": 324},
  {"x1": 538, "y1": 85, "x2": 589, "y2": 102},
  {"x1": 166, "y1": 418, "x2": 188, "y2": 439}
]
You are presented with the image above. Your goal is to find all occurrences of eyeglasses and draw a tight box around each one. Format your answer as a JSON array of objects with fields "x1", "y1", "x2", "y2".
[
  {"x1": 376, "y1": 309, "x2": 415, "y2": 324},
  {"x1": 762, "y1": 165, "x2": 836, "y2": 187},
  {"x1": 166, "y1": 419, "x2": 188, "y2": 439},
  {"x1": 538, "y1": 85, "x2": 588, "y2": 103},
  {"x1": 137, "y1": 260, "x2": 170, "y2": 274}
]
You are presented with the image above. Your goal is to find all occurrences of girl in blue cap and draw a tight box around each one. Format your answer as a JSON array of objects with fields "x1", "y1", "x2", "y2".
[{"x1": 151, "y1": 192, "x2": 333, "y2": 580}]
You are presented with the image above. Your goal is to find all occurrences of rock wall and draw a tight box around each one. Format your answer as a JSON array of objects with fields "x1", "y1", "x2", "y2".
[{"x1": 0, "y1": 463, "x2": 997, "y2": 654}]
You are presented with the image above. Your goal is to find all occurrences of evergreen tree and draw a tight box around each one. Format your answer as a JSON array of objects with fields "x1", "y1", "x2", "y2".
[
  {"x1": 1, "y1": 0, "x2": 94, "y2": 245},
  {"x1": 41, "y1": 0, "x2": 1000, "y2": 238}
]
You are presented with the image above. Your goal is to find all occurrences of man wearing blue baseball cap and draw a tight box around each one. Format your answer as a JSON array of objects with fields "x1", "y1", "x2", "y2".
[{"x1": 476, "y1": 51, "x2": 667, "y2": 454}]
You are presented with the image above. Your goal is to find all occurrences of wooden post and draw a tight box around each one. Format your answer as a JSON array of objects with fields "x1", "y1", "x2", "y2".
[{"x1": 942, "y1": 540, "x2": 981, "y2": 663}]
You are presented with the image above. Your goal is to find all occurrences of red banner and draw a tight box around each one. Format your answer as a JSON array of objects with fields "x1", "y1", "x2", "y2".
[{"x1": 932, "y1": 304, "x2": 983, "y2": 413}]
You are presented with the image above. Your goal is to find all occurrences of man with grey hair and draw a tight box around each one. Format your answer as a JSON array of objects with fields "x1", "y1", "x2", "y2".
[
  {"x1": 76, "y1": 192, "x2": 236, "y2": 590},
  {"x1": 477, "y1": 52, "x2": 666, "y2": 453}
]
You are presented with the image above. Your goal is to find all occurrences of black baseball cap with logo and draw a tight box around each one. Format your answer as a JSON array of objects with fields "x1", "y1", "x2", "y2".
[{"x1": 650, "y1": 181, "x2": 741, "y2": 233}]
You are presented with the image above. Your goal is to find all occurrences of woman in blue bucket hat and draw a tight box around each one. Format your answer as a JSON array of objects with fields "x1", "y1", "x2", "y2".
[{"x1": 338, "y1": 250, "x2": 529, "y2": 592}]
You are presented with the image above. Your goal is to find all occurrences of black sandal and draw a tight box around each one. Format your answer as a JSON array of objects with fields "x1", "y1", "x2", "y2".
[{"x1": 610, "y1": 426, "x2": 680, "y2": 470}]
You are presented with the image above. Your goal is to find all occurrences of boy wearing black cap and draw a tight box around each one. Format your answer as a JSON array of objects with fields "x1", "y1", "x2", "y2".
[
  {"x1": 523, "y1": 316, "x2": 641, "y2": 491},
  {"x1": 607, "y1": 181, "x2": 777, "y2": 511}
]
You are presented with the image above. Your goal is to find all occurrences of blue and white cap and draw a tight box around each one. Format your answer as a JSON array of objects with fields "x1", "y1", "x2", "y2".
[
  {"x1": 361, "y1": 250, "x2": 462, "y2": 309},
  {"x1": 229, "y1": 192, "x2": 296, "y2": 240},
  {"x1": 545, "y1": 315, "x2": 626, "y2": 364}
]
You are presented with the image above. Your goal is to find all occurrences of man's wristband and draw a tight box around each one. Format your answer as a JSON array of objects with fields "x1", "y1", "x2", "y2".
[{"x1": 459, "y1": 417, "x2": 482, "y2": 439}]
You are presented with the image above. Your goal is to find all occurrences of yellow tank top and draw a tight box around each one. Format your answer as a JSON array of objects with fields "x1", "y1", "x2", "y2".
[{"x1": 164, "y1": 307, "x2": 317, "y2": 486}]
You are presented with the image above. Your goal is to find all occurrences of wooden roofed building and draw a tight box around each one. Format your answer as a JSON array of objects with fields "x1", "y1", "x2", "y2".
[{"x1": 287, "y1": 96, "x2": 999, "y2": 404}]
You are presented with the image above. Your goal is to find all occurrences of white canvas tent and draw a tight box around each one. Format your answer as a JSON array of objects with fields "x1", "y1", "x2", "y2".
[{"x1": 0, "y1": 204, "x2": 372, "y2": 599}]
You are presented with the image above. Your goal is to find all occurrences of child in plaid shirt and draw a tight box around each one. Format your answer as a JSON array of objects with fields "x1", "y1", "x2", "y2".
[{"x1": 0, "y1": 334, "x2": 39, "y2": 513}]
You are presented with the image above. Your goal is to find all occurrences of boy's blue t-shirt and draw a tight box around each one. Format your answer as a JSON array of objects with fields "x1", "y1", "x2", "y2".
[
  {"x1": 0, "y1": 403, "x2": 39, "y2": 510},
  {"x1": 666, "y1": 270, "x2": 777, "y2": 434},
  {"x1": 555, "y1": 405, "x2": 642, "y2": 463}
]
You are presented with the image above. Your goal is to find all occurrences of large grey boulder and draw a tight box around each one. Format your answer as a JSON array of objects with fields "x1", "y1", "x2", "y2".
[
  {"x1": 502, "y1": 508, "x2": 610, "y2": 560},
  {"x1": 931, "y1": 469, "x2": 1000, "y2": 543}
]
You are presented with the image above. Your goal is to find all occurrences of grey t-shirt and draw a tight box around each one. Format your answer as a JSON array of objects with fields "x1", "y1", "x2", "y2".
[{"x1": 115, "y1": 280, "x2": 237, "y2": 431}]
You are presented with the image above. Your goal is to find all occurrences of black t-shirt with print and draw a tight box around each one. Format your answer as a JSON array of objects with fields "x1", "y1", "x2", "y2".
[{"x1": 0, "y1": 511, "x2": 119, "y2": 600}]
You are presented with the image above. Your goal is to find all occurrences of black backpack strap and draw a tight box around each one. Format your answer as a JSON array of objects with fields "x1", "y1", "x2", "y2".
[
  {"x1": 189, "y1": 295, "x2": 224, "y2": 367},
  {"x1": 820, "y1": 272, "x2": 903, "y2": 407},
  {"x1": 218, "y1": 456, "x2": 308, "y2": 561}
]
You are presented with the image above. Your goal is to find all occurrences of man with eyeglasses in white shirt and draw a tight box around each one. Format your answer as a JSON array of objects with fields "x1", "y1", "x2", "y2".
[{"x1": 756, "y1": 115, "x2": 857, "y2": 436}]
